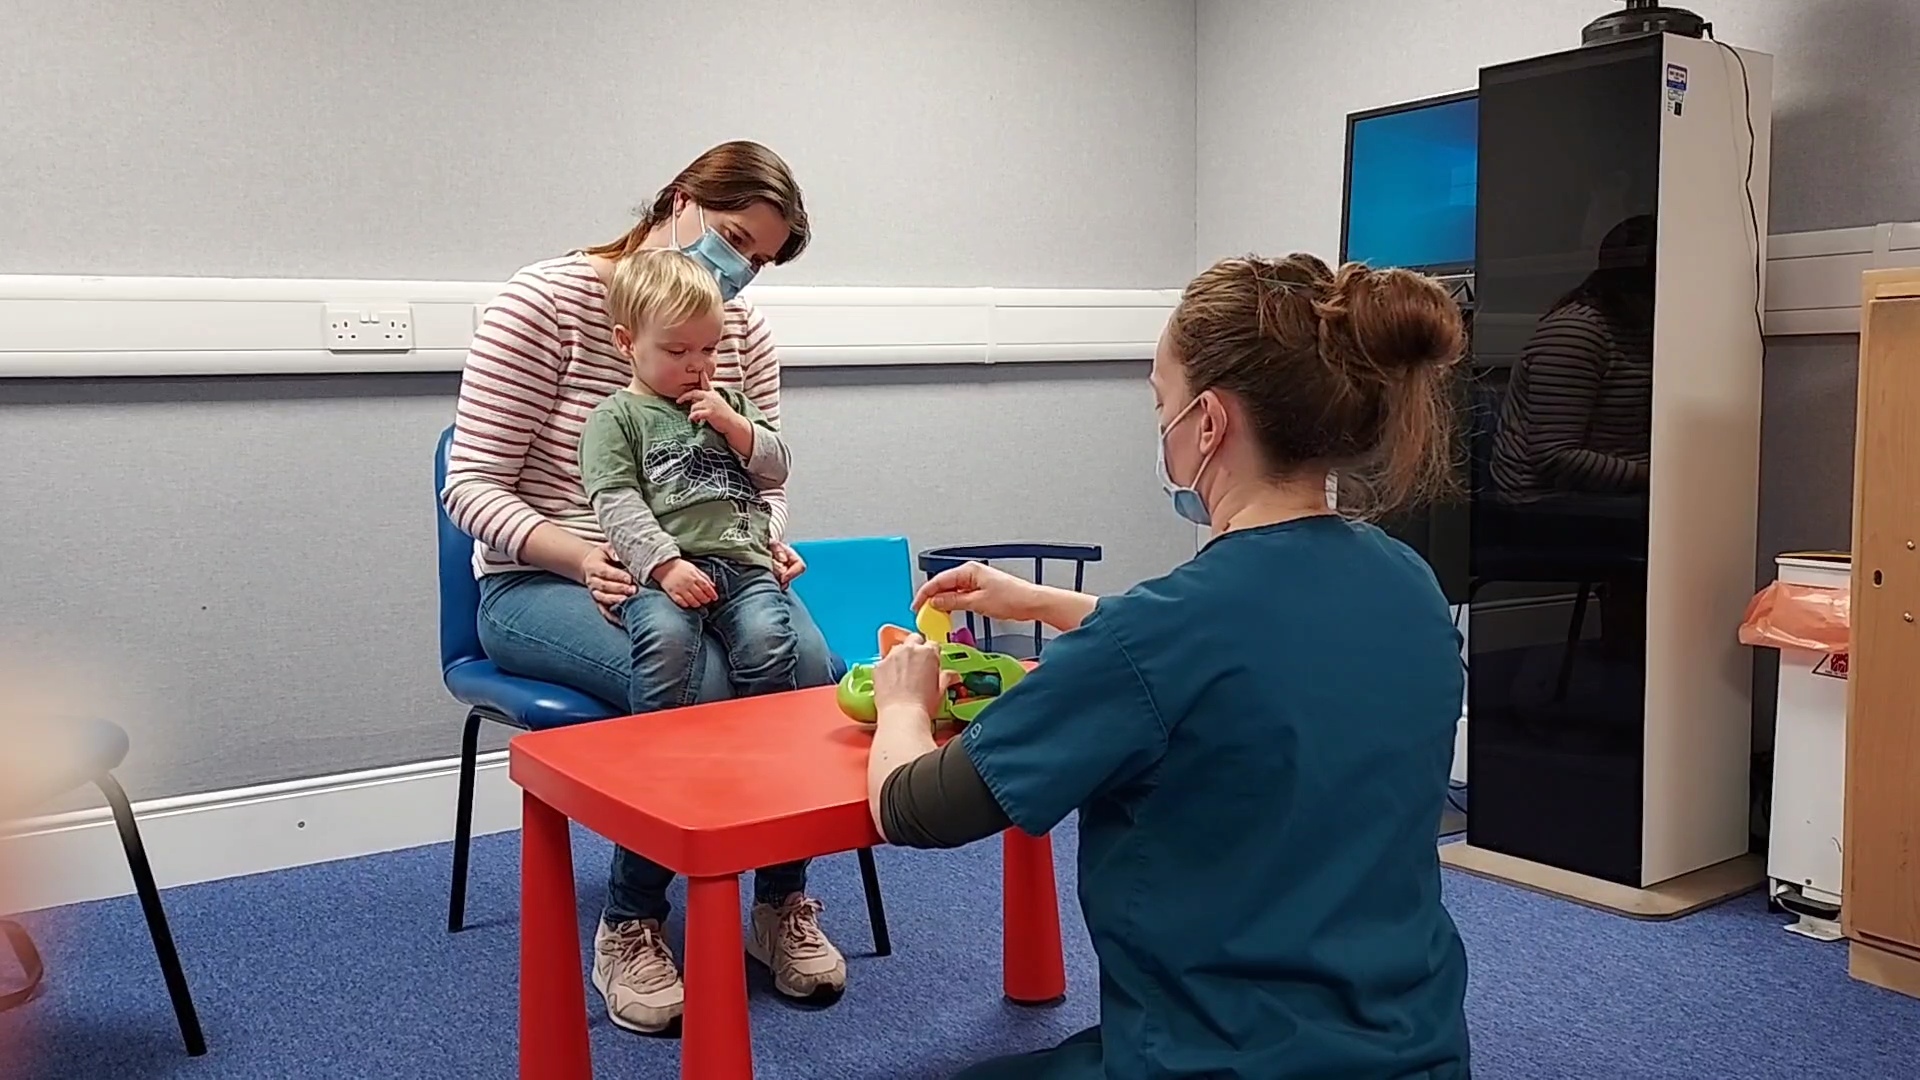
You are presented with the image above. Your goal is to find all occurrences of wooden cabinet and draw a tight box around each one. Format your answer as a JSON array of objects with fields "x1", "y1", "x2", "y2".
[{"x1": 1844, "y1": 268, "x2": 1920, "y2": 998}]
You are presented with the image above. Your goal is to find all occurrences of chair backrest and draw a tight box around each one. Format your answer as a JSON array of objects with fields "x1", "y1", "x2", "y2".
[
  {"x1": 788, "y1": 536, "x2": 915, "y2": 665},
  {"x1": 435, "y1": 426, "x2": 486, "y2": 676},
  {"x1": 916, "y1": 543, "x2": 1103, "y2": 658}
]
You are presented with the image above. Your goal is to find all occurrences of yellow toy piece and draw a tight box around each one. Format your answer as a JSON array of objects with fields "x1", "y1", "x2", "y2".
[{"x1": 915, "y1": 604, "x2": 953, "y2": 644}]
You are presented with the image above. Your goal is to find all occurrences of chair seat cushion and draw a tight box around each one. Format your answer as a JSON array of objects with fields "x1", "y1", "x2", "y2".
[
  {"x1": 0, "y1": 716, "x2": 131, "y2": 817},
  {"x1": 443, "y1": 660, "x2": 617, "y2": 731}
]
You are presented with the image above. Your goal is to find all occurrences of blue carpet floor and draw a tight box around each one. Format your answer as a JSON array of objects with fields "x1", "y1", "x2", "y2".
[{"x1": 4, "y1": 820, "x2": 1919, "y2": 1079}]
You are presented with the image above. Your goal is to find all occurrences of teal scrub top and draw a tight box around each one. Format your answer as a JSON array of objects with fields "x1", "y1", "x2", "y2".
[{"x1": 962, "y1": 517, "x2": 1470, "y2": 1079}]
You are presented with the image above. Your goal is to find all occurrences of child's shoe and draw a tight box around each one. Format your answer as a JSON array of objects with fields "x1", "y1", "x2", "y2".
[
  {"x1": 747, "y1": 894, "x2": 847, "y2": 1000},
  {"x1": 592, "y1": 918, "x2": 684, "y2": 1033}
]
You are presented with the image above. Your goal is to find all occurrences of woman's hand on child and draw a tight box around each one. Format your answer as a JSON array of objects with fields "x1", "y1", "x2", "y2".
[
  {"x1": 770, "y1": 542, "x2": 807, "y2": 587},
  {"x1": 872, "y1": 634, "x2": 954, "y2": 724},
  {"x1": 581, "y1": 544, "x2": 637, "y2": 623},
  {"x1": 679, "y1": 388, "x2": 749, "y2": 441},
  {"x1": 653, "y1": 558, "x2": 719, "y2": 609}
]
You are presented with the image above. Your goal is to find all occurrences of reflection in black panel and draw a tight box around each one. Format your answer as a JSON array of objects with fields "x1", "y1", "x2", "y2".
[{"x1": 1467, "y1": 39, "x2": 1660, "y2": 885}]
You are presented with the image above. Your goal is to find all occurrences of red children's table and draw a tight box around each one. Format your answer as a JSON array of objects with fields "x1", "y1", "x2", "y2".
[{"x1": 509, "y1": 684, "x2": 1067, "y2": 1079}]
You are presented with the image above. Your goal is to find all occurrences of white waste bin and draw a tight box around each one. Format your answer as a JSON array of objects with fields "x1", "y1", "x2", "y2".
[{"x1": 1764, "y1": 552, "x2": 1850, "y2": 932}]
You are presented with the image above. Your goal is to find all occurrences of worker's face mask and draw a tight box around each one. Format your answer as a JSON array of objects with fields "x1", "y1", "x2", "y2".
[
  {"x1": 674, "y1": 205, "x2": 758, "y2": 301},
  {"x1": 1156, "y1": 393, "x2": 1218, "y2": 527}
]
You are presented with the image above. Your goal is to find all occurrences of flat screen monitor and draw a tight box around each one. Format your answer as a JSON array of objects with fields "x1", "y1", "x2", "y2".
[{"x1": 1341, "y1": 90, "x2": 1479, "y2": 275}]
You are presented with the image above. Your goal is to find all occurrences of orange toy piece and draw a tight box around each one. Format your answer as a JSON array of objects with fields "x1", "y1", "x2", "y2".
[{"x1": 878, "y1": 624, "x2": 913, "y2": 657}]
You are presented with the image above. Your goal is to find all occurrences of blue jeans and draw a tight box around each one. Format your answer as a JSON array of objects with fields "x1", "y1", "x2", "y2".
[
  {"x1": 620, "y1": 557, "x2": 798, "y2": 715},
  {"x1": 476, "y1": 569, "x2": 835, "y2": 924}
]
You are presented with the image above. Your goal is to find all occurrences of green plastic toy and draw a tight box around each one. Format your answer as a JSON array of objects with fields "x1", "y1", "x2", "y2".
[{"x1": 838, "y1": 640, "x2": 1028, "y2": 726}]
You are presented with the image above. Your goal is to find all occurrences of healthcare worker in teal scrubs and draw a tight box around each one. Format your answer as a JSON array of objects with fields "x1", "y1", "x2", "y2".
[{"x1": 866, "y1": 253, "x2": 1472, "y2": 1079}]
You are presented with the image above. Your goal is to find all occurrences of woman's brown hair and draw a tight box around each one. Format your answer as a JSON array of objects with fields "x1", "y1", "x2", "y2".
[
  {"x1": 585, "y1": 140, "x2": 810, "y2": 264},
  {"x1": 1168, "y1": 254, "x2": 1465, "y2": 519}
]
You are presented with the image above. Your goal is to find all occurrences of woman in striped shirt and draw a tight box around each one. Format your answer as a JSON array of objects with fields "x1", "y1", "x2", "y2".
[{"x1": 441, "y1": 141, "x2": 846, "y2": 1034}]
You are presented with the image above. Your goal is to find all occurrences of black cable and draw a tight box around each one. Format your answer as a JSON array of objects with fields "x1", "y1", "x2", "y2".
[{"x1": 1708, "y1": 30, "x2": 1764, "y2": 343}]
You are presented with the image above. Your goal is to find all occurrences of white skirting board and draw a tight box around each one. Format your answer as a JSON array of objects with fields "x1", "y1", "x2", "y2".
[
  {"x1": 4, "y1": 599, "x2": 1526, "y2": 915},
  {"x1": 0, "y1": 753, "x2": 523, "y2": 915},
  {"x1": 1, "y1": 729, "x2": 1476, "y2": 916},
  {"x1": 0, "y1": 277, "x2": 1180, "y2": 377}
]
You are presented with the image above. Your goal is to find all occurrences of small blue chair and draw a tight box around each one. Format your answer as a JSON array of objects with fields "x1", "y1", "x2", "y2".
[
  {"x1": 917, "y1": 543, "x2": 1103, "y2": 659},
  {"x1": 435, "y1": 429, "x2": 893, "y2": 952},
  {"x1": 787, "y1": 536, "x2": 915, "y2": 665},
  {"x1": 0, "y1": 718, "x2": 205, "y2": 1056}
]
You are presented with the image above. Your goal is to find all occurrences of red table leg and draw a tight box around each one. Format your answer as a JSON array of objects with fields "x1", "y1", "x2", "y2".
[
  {"x1": 1002, "y1": 828, "x2": 1067, "y2": 1005},
  {"x1": 520, "y1": 791, "x2": 592, "y2": 1080},
  {"x1": 683, "y1": 874, "x2": 754, "y2": 1080}
]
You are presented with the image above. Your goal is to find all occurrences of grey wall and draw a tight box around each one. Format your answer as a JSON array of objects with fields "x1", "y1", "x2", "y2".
[
  {"x1": 1196, "y1": 0, "x2": 1916, "y2": 753},
  {"x1": 0, "y1": 1, "x2": 1200, "y2": 802},
  {"x1": 0, "y1": 0, "x2": 1198, "y2": 286}
]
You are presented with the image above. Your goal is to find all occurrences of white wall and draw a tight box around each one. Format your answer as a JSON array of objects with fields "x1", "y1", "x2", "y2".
[
  {"x1": 1195, "y1": 0, "x2": 1920, "y2": 266},
  {"x1": 0, "y1": 1, "x2": 1201, "y2": 803}
]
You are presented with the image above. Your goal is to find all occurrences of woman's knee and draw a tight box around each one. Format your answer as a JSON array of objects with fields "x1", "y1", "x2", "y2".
[
  {"x1": 785, "y1": 590, "x2": 837, "y2": 687},
  {"x1": 474, "y1": 573, "x2": 632, "y2": 706}
]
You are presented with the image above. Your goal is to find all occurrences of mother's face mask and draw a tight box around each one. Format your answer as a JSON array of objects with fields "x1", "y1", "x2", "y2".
[
  {"x1": 672, "y1": 205, "x2": 759, "y2": 301},
  {"x1": 1156, "y1": 393, "x2": 1218, "y2": 527}
]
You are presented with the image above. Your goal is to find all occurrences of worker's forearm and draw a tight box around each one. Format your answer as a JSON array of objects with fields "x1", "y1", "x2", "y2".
[
  {"x1": 1032, "y1": 587, "x2": 1098, "y2": 633},
  {"x1": 866, "y1": 705, "x2": 939, "y2": 834}
]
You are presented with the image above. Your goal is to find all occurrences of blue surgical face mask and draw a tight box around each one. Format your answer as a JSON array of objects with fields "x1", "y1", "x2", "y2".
[
  {"x1": 674, "y1": 206, "x2": 758, "y2": 301},
  {"x1": 1155, "y1": 394, "x2": 1218, "y2": 526}
]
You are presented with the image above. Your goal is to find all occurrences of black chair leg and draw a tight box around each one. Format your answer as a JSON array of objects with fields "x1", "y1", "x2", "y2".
[
  {"x1": 448, "y1": 709, "x2": 484, "y2": 933},
  {"x1": 97, "y1": 772, "x2": 206, "y2": 1057},
  {"x1": 0, "y1": 919, "x2": 44, "y2": 1012},
  {"x1": 856, "y1": 847, "x2": 892, "y2": 957}
]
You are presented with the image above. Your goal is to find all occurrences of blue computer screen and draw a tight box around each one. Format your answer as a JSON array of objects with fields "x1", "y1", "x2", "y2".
[{"x1": 1343, "y1": 95, "x2": 1478, "y2": 272}]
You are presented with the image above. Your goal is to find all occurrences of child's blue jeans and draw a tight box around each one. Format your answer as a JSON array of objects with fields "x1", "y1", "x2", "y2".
[{"x1": 618, "y1": 556, "x2": 800, "y2": 714}]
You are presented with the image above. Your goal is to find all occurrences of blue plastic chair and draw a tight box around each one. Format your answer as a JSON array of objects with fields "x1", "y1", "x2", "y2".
[
  {"x1": 434, "y1": 428, "x2": 892, "y2": 952},
  {"x1": 787, "y1": 536, "x2": 915, "y2": 665},
  {"x1": 917, "y1": 543, "x2": 1104, "y2": 659},
  {"x1": 0, "y1": 718, "x2": 205, "y2": 1055}
]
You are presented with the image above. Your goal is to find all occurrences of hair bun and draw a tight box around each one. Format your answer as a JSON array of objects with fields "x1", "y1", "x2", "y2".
[{"x1": 1320, "y1": 264, "x2": 1465, "y2": 375}]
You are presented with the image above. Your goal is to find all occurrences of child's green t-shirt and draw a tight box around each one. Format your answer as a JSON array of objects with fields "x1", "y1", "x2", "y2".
[{"x1": 577, "y1": 388, "x2": 776, "y2": 571}]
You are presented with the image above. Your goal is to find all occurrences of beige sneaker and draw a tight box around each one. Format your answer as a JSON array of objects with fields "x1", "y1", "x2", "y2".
[
  {"x1": 591, "y1": 918, "x2": 684, "y2": 1034},
  {"x1": 747, "y1": 895, "x2": 848, "y2": 1000}
]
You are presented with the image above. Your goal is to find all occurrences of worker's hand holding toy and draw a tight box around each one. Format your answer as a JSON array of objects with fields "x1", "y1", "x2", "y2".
[
  {"x1": 872, "y1": 633, "x2": 950, "y2": 723},
  {"x1": 837, "y1": 607, "x2": 1028, "y2": 727},
  {"x1": 913, "y1": 560, "x2": 1043, "y2": 623}
]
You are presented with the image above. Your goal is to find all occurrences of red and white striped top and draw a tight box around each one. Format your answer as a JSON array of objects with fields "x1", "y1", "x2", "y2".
[{"x1": 442, "y1": 253, "x2": 788, "y2": 576}]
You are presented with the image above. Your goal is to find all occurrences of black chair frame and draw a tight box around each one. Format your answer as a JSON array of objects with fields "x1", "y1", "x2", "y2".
[{"x1": 0, "y1": 774, "x2": 210, "y2": 1056}]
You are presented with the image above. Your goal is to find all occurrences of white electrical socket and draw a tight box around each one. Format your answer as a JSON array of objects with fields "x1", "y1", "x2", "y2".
[{"x1": 324, "y1": 304, "x2": 414, "y2": 352}]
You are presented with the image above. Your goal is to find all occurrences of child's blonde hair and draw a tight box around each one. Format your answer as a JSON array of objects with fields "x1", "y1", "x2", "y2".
[{"x1": 606, "y1": 248, "x2": 724, "y2": 333}]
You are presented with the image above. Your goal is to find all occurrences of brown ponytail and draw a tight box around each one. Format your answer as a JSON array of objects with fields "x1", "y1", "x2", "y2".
[
  {"x1": 1169, "y1": 254, "x2": 1465, "y2": 519},
  {"x1": 584, "y1": 140, "x2": 810, "y2": 264}
]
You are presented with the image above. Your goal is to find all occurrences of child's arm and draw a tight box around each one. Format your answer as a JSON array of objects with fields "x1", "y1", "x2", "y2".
[
  {"x1": 579, "y1": 408, "x2": 681, "y2": 584},
  {"x1": 592, "y1": 489, "x2": 681, "y2": 584},
  {"x1": 682, "y1": 387, "x2": 790, "y2": 490},
  {"x1": 739, "y1": 399, "x2": 790, "y2": 490}
]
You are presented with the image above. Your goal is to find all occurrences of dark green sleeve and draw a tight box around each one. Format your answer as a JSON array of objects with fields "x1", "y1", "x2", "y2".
[
  {"x1": 578, "y1": 404, "x2": 642, "y2": 501},
  {"x1": 877, "y1": 737, "x2": 1013, "y2": 849}
]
